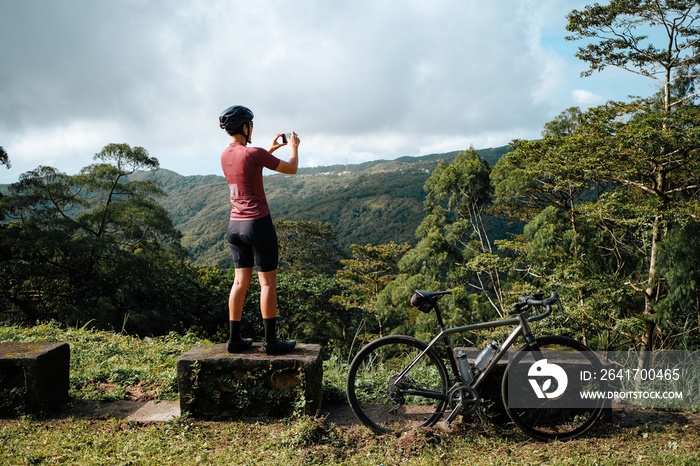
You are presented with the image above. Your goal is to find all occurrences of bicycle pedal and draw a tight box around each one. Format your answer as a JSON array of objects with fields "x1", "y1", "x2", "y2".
[{"x1": 444, "y1": 404, "x2": 462, "y2": 426}]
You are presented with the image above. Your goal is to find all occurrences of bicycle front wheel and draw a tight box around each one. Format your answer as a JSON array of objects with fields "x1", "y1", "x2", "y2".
[
  {"x1": 502, "y1": 335, "x2": 604, "y2": 441},
  {"x1": 346, "y1": 335, "x2": 449, "y2": 434}
]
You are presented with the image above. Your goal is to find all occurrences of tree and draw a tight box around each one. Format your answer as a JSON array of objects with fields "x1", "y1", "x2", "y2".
[
  {"x1": 276, "y1": 272, "x2": 356, "y2": 351},
  {"x1": 413, "y1": 148, "x2": 511, "y2": 315},
  {"x1": 656, "y1": 222, "x2": 700, "y2": 348},
  {"x1": 494, "y1": 101, "x2": 700, "y2": 351},
  {"x1": 370, "y1": 149, "x2": 518, "y2": 345},
  {"x1": 564, "y1": 0, "x2": 700, "y2": 351},
  {"x1": 334, "y1": 242, "x2": 411, "y2": 337},
  {"x1": 492, "y1": 116, "x2": 596, "y2": 223},
  {"x1": 0, "y1": 144, "x2": 196, "y2": 333},
  {"x1": 0, "y1": 146, "x2": 8, "y2": 169},
  {"x1": 0, "y1": 146, "x2": 8, "y2": 222},
  {"x1": 584, "y1": 102, "x2": 700, "y2": 350},
  {"x1": 0, "y1": 144, "x2": 13, "y2": 308},
  {"x1": 275, "y1": 220, "x2": 343, "y2": 275},
  {"x1": 542, "y1": 107, "x2": 583, "y2": 137},
  {"x1": 566, "y1": 0, "x2": 700, "y2": 111}
]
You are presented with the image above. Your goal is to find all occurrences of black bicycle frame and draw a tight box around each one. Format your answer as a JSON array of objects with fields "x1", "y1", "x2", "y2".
[{"x1": 394, "y1": 301, "x2": 555, "y2": 402}]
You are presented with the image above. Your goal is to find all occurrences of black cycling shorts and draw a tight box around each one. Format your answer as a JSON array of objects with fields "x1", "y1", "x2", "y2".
[{"x1": 226, "y1": 214, "x2": 278, "y2": 272}]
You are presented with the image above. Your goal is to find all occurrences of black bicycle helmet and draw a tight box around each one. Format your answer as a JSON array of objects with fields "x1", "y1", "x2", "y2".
[{"x1": 219, "y1": 105, "x2": 254, "y2": 142}]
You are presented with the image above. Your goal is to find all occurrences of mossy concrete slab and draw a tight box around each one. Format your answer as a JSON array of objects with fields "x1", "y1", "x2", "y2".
[
  {"x1": 455, "y1": 346, "x2": 612, "y2": 422},
  {"x1": 0, "y1": 342, "x2": 70, "y2": 416},
  {"x1": 454, "y1": 346, "x2": 509, "y2": 423},
  {"x1": 177, "y1": 343, "x2": 322, "y2": 420}
]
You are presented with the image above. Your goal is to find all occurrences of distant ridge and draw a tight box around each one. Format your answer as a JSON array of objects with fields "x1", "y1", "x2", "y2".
[
  {"x1": 292, "y1": 146, "x2": 505, "y2": 176},
  {"x1": 91, "y1": 147, "x2": 512, "y2": 268}
]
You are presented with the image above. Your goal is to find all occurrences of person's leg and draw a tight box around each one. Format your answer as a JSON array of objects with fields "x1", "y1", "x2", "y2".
[
  {"x1": 227, "y1": 267, "x2": 254, "y2": 353},
  {"x1": 258, "y1": 269, "x2": 296, "y2": 355},
  {"x1": 226, "y1": 219, "x2": 256, "y2": 352},
  {"x1": 250, "y1": 215, "x2": 294, "y2": 354},
  {"x1": 257, "y1": 269, "x2": 277, "y2": 319},
  {"x1": 229, "y1": 267, "x2": 253, "y2": 321}
]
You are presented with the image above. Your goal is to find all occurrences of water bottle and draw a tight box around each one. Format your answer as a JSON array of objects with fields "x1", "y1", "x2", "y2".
[
  {"x1": 456, "y1": 350, "x2": 472, "y2": 383},
  {"x1": 474, "y1": 341, "x2": 499, "y2": 371}
]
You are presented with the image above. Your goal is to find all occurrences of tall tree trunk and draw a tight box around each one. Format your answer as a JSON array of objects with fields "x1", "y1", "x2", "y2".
[
  {"x1": 641, "y1": 215, "x2": 663, "y2": 351},
  {"x1": 638, "y1": 214, "x2": 663, "y2": 375}
]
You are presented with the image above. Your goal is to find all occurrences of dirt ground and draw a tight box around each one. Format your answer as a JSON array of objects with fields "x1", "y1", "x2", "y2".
[
  {"x1": 611, "y1": 403, "x2": 700, "y2": 428},
  {"x1": 44, "y1": 397, "x2": 700, "y2": 429},
  {"x1": 49, "y1": 399, "x2": 181, "y2": 422}
]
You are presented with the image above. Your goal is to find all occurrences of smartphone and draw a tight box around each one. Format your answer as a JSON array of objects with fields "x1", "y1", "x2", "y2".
[{"x1": 281, "y1": 132, "x2": 292, "y2": 144}]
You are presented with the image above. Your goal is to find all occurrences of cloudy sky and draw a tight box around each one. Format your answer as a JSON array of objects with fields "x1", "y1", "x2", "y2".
[{"x1": 0, "y1": 0, "x2": 658, "y2": 184}]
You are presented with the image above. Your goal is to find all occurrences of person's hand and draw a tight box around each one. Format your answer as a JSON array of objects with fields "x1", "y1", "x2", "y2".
[
  {"x1": 288, "y1": 132, "x2": 300, "y2": 148},
  {"x1": 274, "y1": 132, "x2": 299, "y2": 174},
  {"x1": 269, "y1": 133, "x2": 287, "y2": 153}
]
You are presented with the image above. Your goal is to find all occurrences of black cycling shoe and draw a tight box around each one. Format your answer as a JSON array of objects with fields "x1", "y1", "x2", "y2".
[
  {"x1": 263, "y1": 339, "x2": 296, "y2": 355},
  {"x1": 227, "y1": 337, "x2": 253, "y2": 353}
]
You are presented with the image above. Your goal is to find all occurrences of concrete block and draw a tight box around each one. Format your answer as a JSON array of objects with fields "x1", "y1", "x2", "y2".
[
  {"x1": 0, "y1": 342, "x2": 70, "y2": 416},
  {"x1": 177, "y1": 343, "x2": 322, "y2": 420},
  {"x1": 455, "y1": 347, "x2": 510, "y2": 423},
  {"x1": 456, "y1": 346, "x2": 612, "y2": 423}
]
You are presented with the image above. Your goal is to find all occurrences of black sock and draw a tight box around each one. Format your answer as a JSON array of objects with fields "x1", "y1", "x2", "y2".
[
  {"x1": 229, "y1": 320, "x2": 241, "y2": 342},
  {"x1": 263, "y1": 318, "x2": 276, "y2": 344}
]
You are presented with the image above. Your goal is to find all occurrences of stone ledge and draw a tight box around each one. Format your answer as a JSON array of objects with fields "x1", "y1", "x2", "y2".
[
  {"x1": 454, "y1": 346, "x2": 510, "y2": 422},
  {"x1": 456, "y1": 346, "x2": 612, "y2": 422},
  {"x1": 177, "y1": 343, "x2": 322, "y2": 420},
  {"x1": 0, "y1": 342, "x2": 70, "y2": 416}
]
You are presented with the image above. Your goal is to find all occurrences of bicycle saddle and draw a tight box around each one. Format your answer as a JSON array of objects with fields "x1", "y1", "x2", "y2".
[
  {"x1": 414, "y1": 290, "x2": 451, "y2": 299},
  {"x1": 411, "y1": 290, "x2": 451, "y2": 313}
]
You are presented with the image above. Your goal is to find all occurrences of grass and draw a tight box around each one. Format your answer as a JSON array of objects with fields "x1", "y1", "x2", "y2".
[
  {"x1": 1, "y1": 324, "x2": 700, "y2": 465},
  {"x1": 0, "y1": 322, "x2": 201, "y2": 402},
  {"x1": 2, "y1": 416, "x2": 699, "y2": 465}
]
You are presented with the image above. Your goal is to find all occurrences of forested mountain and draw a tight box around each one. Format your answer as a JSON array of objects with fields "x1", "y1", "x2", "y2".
[
  {"x1": 128, "y1": 146, "x2": 510, "y2": 269},
  {"x1": 4, "y1": 3, "x2": 699, "y2": 354}
]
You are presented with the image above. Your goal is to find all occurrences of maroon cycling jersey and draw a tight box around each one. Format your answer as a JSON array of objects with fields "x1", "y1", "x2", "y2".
[{"x1": 221, "y1": 143, "x2": 281, "y2": 220}]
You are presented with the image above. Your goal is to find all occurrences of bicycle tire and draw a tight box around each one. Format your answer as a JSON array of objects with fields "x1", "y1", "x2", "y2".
[
  {"x1": 501, "y1": 335, "x2": 604, "y2": 441},
  {"x1": 346, "y1": 335, "x2": 449, "y2": 434}
]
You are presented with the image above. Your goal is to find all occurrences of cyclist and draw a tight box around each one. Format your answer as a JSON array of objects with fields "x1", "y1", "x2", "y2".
[{"x1": 219, "y1": 105, "x2": 300, "y2": 355}]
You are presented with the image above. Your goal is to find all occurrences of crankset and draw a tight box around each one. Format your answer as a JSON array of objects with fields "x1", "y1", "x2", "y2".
[{"x1": 444, "y1": 384, "x2": 479, "y2": 426}]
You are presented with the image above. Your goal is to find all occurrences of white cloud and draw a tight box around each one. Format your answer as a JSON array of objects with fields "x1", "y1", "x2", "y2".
[
  {"x1": 572, "y1": 89, "x2": 605, "y2": 107},
  {"x1": 0, "y1": 0, "x2": 654, "y2": 183},
  {"x1": 6, "y1": 120, "x2": 126, "y2": 177}
]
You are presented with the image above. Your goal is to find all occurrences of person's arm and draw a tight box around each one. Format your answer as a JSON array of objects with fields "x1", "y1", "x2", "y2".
[{"x1": 273, "y1": 132, "x2": 299, "y2": 175}]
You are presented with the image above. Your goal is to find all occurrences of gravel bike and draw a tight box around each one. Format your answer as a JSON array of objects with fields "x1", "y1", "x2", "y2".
[{"x1": 346, "y1": 290, "x2": 605, "y2": 441}]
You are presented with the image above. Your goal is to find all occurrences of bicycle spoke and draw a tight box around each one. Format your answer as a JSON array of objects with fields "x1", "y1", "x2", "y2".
[
  {"x1": 347, "y1": 291, "x2": 601, "y2": 441},
  {"x1": 502, "y1": 336, "x2": 604, "y2": 441},
  {"x1": 347, "y1": 335, "x2": 449, "y2": 434}
]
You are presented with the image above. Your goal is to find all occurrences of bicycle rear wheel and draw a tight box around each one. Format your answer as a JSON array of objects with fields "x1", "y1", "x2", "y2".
[
  {"x1": 346, "y1": 335, "x2": 449, "y2": 434},
  {"x1": 502, "y1": 335, "x2": 604, "y2": 441}
]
